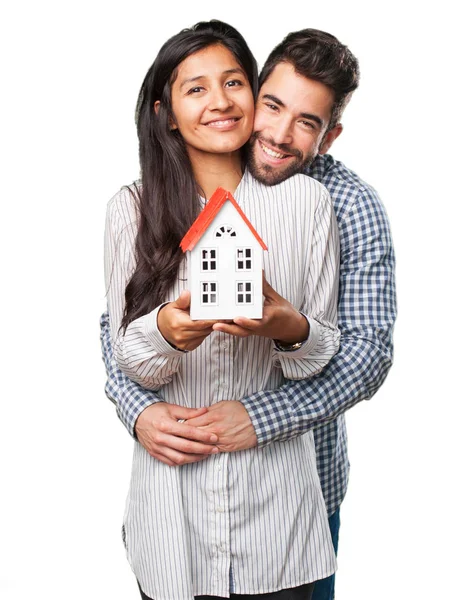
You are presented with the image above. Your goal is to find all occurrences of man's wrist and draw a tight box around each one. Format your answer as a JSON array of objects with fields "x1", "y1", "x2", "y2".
[
  {"x1": 116, "y1": 395, "x2": 164, "y2": 439},
  {"x1": 239, "y1": 395, "x2": 277, "y2": 448}
]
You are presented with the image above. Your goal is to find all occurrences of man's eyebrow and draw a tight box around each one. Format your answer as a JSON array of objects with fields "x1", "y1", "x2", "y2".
[
  {"x1": 262, "y1": 94, "x2": 324, "y2": 127},
  {"x1": 262, "y1": 94, "x2": 285, "y2": 107},
  {"x1": 179, "y1": 68, "x2": 245, "y2": 91},
  {"x1": 300, "y1": 112, "x2": 323, "y2": 127}
]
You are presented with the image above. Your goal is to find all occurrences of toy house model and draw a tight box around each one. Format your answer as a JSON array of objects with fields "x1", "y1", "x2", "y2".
[{"x1": 180, "y1": 187, "x2": 268, "y2": 320}]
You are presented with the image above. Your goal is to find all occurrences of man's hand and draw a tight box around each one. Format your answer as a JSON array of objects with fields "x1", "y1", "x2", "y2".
[
  {"x1": 135, "y1": 403, "x2": 219, "y2": 466},
  {"x1": 185, "y1": 401, "x2": 258, "y2": 452},
  {"x1": 158, "y1": 290, "x2": 219, "y2": 351},
  {"x1": 212, "y1": 275, "x2": 309, "y2": 343}
]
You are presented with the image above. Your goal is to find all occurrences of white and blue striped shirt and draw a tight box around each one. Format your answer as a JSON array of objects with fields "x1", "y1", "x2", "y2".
[
  {"x1": 103, "y1": 170, "x2": 340, "y2": 599},
  {"x1": 100, "y1": 154, "x2": 396, "y2": 520}
]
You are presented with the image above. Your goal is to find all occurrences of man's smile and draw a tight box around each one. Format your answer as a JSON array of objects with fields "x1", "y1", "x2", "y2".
[{"x1": 259, "y1": 140, "x2": 290, "y2": 160}]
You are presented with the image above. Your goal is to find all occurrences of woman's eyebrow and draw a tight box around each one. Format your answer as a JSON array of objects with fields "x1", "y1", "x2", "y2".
[{"x1": 179, "y1": 68, "x2": 245, "y2": 90}]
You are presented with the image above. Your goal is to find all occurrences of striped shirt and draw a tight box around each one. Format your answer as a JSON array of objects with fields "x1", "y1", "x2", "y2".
[
  {"x1": 104, "y1": 170, "x2": 340, "y2": 599},
  {"x1": 100, "y1": 153, "x2": 396, "y2": 519}
]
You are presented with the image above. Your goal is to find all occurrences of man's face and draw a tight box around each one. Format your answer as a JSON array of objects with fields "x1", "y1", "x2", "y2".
[{"x1": 248, "y1": 62, "x2": 339, "y2": 185}]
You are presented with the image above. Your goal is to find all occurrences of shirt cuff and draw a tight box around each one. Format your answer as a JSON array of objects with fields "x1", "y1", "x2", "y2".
[
  {"x1": 118, "y1": 394, "x2": 162, "y2": 439},
  {"x1": 240, "y1": 390, "x2": 288, "y2": 448},
  {"x1": 273, "y1": 314, "x2": 320, "y2": 359},
  {"x1": 143, "y1": 305, "x2": 188, "y2": 357}
]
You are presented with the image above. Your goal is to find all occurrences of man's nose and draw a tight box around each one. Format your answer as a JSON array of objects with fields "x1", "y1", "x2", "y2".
[
  {"x1": 271, "y1": 118, "x2": 293, "y2": 145},
  {"x1": 208, "y1": 86, "x2": 233, "y2": 111}
]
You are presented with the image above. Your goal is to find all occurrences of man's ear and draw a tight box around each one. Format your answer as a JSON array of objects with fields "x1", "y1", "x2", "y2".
[{"x1": 319, "y1": 124, "x2": 343, "y2": 155}]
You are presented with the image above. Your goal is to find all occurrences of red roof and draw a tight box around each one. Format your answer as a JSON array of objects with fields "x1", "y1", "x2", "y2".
[{"x1": 180, "y1": 187, "x2": 268, "y2": 252}]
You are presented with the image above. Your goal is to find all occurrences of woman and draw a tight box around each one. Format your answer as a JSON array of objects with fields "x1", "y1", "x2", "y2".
[{"x1": 104, "y1": 20, "x2": 340, "y2": 600}]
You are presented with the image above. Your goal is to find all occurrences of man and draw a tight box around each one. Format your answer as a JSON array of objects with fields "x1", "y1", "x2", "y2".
[{"x1": 101, "y1": 29, "x2": 396, "y2": 600}]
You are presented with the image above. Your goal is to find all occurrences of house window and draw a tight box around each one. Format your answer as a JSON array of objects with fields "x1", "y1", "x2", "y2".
[
  {"x1": 215, "y1": 224, "x2": 237, "y2": 238},
  {"x1": 201, "y1": 282, "x2": 218, "y2": 305},
  {"x1": 236, "y1": 281, "x2": 253, "y2": 304},
  {"x1": 236, "y1": 248, "x2": 252, "y2": 271},
  {"x1": 201, "y1": 248, "x2": 217, "y2": 271}
]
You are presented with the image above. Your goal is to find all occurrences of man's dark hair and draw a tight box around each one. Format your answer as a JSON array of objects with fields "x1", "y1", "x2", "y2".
[{"x1": 260, "y1": 29, "x2": 360, "y2": 130}]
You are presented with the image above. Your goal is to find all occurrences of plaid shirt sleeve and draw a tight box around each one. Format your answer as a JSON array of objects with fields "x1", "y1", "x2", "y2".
[
  {"x1": 240, "y1": 181, "x2": 397, "y2": 446},
  {"x1": 100, "y1": 312, "x2": 163, "y2": 438}
]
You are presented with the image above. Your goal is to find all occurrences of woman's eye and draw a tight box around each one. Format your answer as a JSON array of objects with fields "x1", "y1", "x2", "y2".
[
  {"x1": 225, "y1": 79, "x2": 243, "y2": 88},
  {"x1": 188, "y1": 86, "x2": 204, "y2": 94}
]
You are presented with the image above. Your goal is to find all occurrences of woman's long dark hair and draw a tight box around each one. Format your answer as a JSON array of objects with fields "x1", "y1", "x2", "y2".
[{"x1": 122, "y1": 20, "x2": 258, "y2": 330}]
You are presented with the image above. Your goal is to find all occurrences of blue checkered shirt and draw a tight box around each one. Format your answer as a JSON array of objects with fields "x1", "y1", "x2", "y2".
[{"x1": 100, "y1": 153, "x2": 397, "y2": 516}]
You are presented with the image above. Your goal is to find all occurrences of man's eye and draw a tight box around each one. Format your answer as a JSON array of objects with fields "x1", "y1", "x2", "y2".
[
  {"x1": 300, "y1": 120, "x2": 316, "y2": 130},
  {"x1": 265, "y1": 103, "x2": 278, "y2": 112}
]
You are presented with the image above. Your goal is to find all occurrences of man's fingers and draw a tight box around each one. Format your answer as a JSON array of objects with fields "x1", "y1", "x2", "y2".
[
  {"x1": 164, "y1": 419, "x2": 218, "y2": 444},
  {"x1": 185, "y1": 413, "x2": 215, "y2": 428},
  {"x1": 169, "y1": 405, "x2": 208, "y2": 421},
  {"x1": 149, "y1": 452, "x2": 175, "y2": 467},
  {"x1": 151, "y1": 449, "x2": 209, "y2": 467},
  {"x1": 153, "y1": 432, "x2": 219, "y2": 455}
]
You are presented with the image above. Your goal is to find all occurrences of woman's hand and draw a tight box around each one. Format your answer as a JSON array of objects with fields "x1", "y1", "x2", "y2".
[
  {"x1": 157, "y1": 289, "x2": 220, "y2": 351},
  {"x1": 212, "y1": 275, "x2": 309, "y2": 343}
]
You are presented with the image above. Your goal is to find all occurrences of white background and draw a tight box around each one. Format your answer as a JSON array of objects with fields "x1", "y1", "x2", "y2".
[{"x1": 1, "y1": 1, "x2": 474, "y2": 598}]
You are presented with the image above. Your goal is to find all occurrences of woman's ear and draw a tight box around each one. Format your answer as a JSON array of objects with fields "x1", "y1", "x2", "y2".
[
  {"x1": 169, "y1": 115, "x2": 178, "y2": 131},
  {"x1": 154, "y1": 100, "x2": 178, "y2": 130}
]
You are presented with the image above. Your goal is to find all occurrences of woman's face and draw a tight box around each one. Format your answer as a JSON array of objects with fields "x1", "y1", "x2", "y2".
[{"x1": 169, "y1": 44, "x2": 254, "y2": 159}]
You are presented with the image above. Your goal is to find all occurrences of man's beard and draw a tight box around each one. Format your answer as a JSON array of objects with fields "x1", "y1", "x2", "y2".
[{"x1": 247, "y1": 132, "x2": 313, "y2": 186}]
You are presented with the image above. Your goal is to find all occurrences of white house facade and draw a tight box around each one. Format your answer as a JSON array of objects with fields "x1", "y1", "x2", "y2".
[{"x1": 180, "y1": 188, "x2": 267, "y2": 320}]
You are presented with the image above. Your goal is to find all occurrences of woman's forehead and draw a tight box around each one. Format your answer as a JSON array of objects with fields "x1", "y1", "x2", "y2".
[{"x1": 174, "y1": 45, "x2": 244, "y2": 87}]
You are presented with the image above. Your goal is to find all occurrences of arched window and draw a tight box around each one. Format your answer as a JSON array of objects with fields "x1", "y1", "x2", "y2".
[{"x1": 215, "y1": 224, "x2": 237, "y2": 238}]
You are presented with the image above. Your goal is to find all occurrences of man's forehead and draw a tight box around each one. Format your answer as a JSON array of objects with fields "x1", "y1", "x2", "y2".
[{"x1": 258, "y1": 62, "x2": 334, "y2": 122}]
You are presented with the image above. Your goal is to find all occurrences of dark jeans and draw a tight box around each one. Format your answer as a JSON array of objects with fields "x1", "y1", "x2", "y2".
[
  {"x1": 139, "y1": 582, "x2": 314, "y2": 600},
  {"x1": 311, "y1": 509, "x2": 341, "y2": 600}
]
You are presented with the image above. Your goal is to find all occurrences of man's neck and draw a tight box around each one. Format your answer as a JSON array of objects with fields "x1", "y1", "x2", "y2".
[{"x1": 189, "y1": 150, "x2": 243, "y2": 199}]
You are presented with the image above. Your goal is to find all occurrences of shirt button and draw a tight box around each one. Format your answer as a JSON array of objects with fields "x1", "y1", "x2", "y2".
[
  {"x1": 222, "y1": 343, "x2": 228, "y2": 350},
  {"x1": 217, "y1": 506, "x2": 225, "y2": 513},
  {"x1": 219, "y1": 545, "x2": 226, "y2": 553}
]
